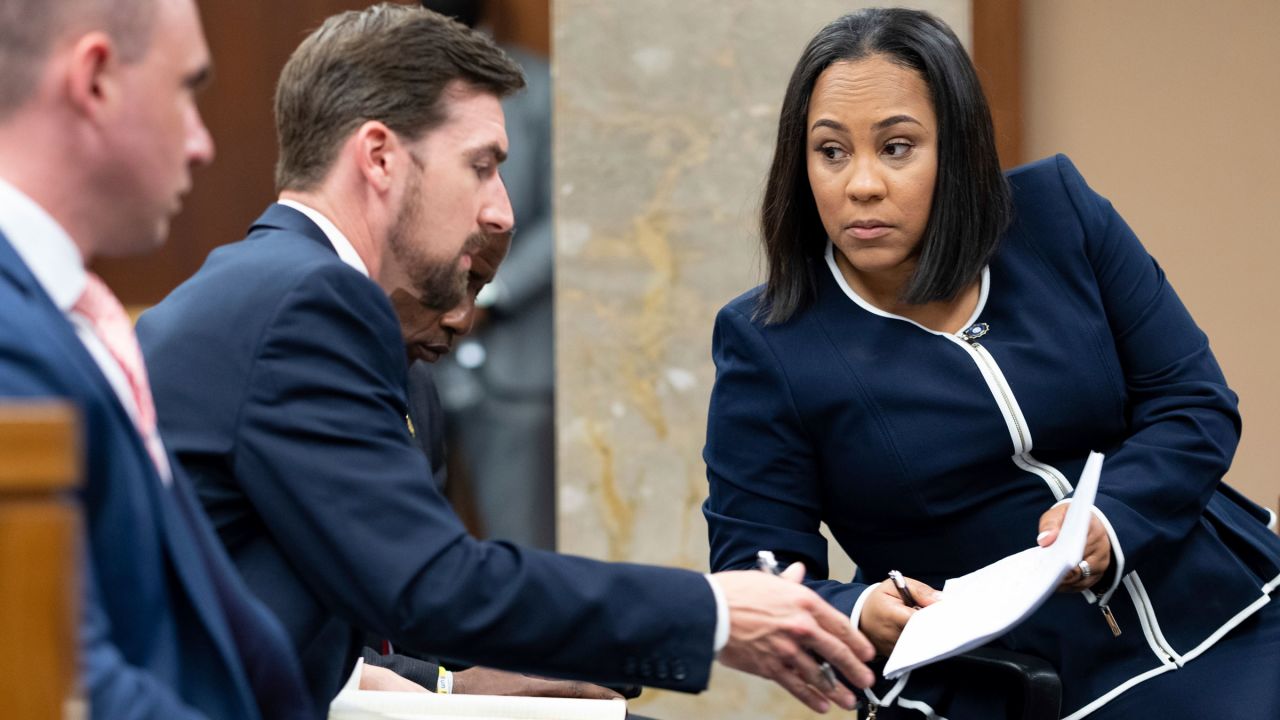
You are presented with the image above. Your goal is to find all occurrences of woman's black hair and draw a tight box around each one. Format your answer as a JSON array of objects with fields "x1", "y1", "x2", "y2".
[{"x1": 757, "y1": 8, "x2": 1011, "y2": 324}]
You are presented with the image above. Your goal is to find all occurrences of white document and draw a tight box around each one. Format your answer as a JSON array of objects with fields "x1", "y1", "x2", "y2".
[
  {"x1": 329, "y1": 661, "x2": 628, "y2": 720},
  {"x1": 882, "y1": 451, "x2": 1103, "y2": 679}
]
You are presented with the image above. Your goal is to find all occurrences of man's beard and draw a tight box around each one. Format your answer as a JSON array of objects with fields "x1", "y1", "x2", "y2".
[
  {"x1": 402, "y1": 236, "x2": 473, "y2": 310},
  {"x1": 387, "y1": 173, "x2": 476, "y2": 311}
]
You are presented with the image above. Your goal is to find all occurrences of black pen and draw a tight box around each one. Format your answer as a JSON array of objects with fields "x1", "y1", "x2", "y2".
[
  {"x1": 887, "y1": 570, "x2": 920, "y2": 609},
  {"x1": 756, "y1": 550, "x2": 838, "y2": 689}
]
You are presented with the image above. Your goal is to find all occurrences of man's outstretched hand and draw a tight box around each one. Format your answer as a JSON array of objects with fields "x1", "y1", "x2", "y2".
[{"x1": 714, "y1": 562, "x2": 876, "y2": 714}]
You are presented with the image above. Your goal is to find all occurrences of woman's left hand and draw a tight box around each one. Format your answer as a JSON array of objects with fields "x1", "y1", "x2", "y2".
[{"x1": 1037, "y1": 503, "x2": 1112, "y2": 592}]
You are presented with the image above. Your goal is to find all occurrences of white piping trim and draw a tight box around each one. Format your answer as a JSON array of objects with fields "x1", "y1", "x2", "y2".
[
  {"x1": 1123, "y1": 575, "x2": 1168, "y2": 666},
  {"x1": 896, "y1": 696, "x2": 949, "y2": 719},
  {"x1": 960, "y1": 340, "x2": 1025, "y2": 455},
  {"x1": 879, "y1": 671, "x2": 910, "y2": 706},
  {"x1": 948, "y1": 331, "x2": 1073, "y2": 499},
  {"x1": 1021, "y1": 453, "x2": 1073, "y2": 496},
  {"x1": 868, "y1": 580, "x2": 1274, "y2": 718},
  {"x1": 1064, "y1": 584, "x2": 1275, "y2": 718},
  {"x1": 823, "y1": 240, "x2": 1280, "y2": 719},
  {"x1": 823, "y1": 243, "x2": 1075, "y2": 499},
  {"x1": 950, "y1": 340, "x2": 1073, "y2": 499},
  {"x1": 1178, "y1": 593, "x2": 1272, "y2": 664},
  {"x1": 850, "y1": 584, "x2": 879, "y2": 631},
  {"x1": 1090, "y1": 506, "x2": 1125, "y2": 605},
  {"x1": 1123, "y1": 572, "x2": 1181, "y2": 665},
  {"x1": 1013, "y1": 453, "x2": 1071, "y2": 500},
  {"x1": 1060, "y1": 663, "x2": 1176, "y2": 720},
  {"x1": 823, "y1": 242, "x2": 990, "y2": 334},
  {"x1": 1264, "y1": 570, "x2": 1280, "y2": 595},
  {"x1": 1054, "y1": 497, "x2": 1099, "y2": 606},
  {"x1": 864, "y1": 671, "x2": 911, "y2": 707}
]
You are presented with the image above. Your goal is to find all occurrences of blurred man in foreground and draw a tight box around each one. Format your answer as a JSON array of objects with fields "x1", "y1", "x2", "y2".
[
  {"x1": 139, "y1": 4, "x2": 875, "y2": 714},
  {"x1": 0, "y1": 0, "x2": 313, "y2": 717}
]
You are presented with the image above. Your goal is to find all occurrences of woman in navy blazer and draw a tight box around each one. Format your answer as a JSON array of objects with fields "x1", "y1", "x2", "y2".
[{"x1": 703, "y1": 9, "x2": 1280, "y2": 719}]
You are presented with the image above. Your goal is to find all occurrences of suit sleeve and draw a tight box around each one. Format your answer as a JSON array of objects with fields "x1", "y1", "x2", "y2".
[
  {"x1": 361, "y1": 648, "x2": 440, "y2": 690},
  {"x1": 234, "y1": 265, "x2": 717, "y2": 691},
  {"x1": 703, "y1": 304, "x2": 869, "y2": 617},
  {"x1": 1057, "y1": 154, "x2": 1241, "y2": 578},
  {"x1": 79, "y1": 552, "x2": 210, "y2": 720}
]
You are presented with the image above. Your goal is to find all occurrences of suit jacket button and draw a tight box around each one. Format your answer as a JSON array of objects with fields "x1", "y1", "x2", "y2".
[
  {"x1": 672, "y1": 660, "x2": 688, "y2": 681},
  {"x1": 639, "y1": 660, "x2": 653, "y2": 678},
  {"x1": 655, "y1": 660, "x2": 670, "y2": 681}
]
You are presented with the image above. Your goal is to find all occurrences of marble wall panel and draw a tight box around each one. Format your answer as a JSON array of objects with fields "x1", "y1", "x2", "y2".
[{"x1": 554, "y1": 2, "x2": 969, "y2": 717}]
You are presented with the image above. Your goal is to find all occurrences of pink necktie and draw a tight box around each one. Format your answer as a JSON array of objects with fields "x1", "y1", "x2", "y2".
[{"x1": 74, "y1": 272, "x2": 168, "y2": 476}]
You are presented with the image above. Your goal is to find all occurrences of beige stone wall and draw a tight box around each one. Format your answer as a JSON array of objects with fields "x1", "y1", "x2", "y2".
[
  {"x1": 1025, "y1": 0, "x2": 1280, "y2": 512},
  {"x1": 553, "y1": 2, "x2": 970, "y2": 717}
]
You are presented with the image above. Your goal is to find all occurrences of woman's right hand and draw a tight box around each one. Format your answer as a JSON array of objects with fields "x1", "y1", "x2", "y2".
[{"x1": 858, "y1": 576, "x2": 943, "y2": 657}]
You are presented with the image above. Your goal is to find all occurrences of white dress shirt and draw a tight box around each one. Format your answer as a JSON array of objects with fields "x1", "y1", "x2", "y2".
[{"x1": 0, "y1": 177, "x2": 171, "y2": 483}]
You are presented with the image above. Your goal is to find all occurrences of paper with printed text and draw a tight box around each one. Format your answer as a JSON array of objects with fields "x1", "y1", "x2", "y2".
[{"x1": 882, "y1": 451, "x2": 1103, "y2": 679}]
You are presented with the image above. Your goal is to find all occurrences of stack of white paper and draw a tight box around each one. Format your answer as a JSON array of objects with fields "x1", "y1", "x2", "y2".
[
  {"x1": 882, "y1": 451, "x2": 1103, "y2": 679},
  {"x1": 329, "y1": 661, "x2": 628, "y2": 720}
]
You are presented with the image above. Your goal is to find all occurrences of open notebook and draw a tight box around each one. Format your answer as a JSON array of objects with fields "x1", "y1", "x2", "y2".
[
  {"x1": 883, "y1": 451, "x2": 1103, "y2": 679},
  {"x1": 329, "y1": 660, "x2": 628, "y2": 720}
]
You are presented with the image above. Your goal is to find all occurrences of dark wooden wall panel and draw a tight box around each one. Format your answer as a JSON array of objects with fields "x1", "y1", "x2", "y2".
[
  {"x1": 489, "y1": 0, "x2": 550, "y2": 57},
  {"x1": 97, "y1": 0, "x2": 550, "y2": 307},
  {"x1": 96, "y1": 1, "x2": 380, "y2": 306},
  {"x1": 96, "y1": 1, "x2": 996, "y2": 305},
  {"x1": 972, "y1": 0, "x2": 1024, "y2": 169}
]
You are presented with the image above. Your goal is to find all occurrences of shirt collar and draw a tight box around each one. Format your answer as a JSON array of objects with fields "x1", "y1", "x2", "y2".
[
  {"x1": 277, "y1": 198, "x2": 369, "y2": 278},
  {"x1": 0, "y1": 176, "x2": 87, "y2": 311}
]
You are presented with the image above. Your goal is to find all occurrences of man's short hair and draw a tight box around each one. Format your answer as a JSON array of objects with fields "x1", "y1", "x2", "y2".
[
  {"x1": 274, "y1": 3, "x2": 525, "y2": 192},
  {"x1": 0, "y1": 0, "x2": 157, "y2": 120}
]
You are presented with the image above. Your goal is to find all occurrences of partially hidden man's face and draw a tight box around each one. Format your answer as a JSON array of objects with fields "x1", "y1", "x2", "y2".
[
  {"x1": 387, "y1": 81, "x2": 513, "y2": 318},
  {"x1": 102, "y1": 0, "x2": 215, "y2": 256},
  {"x1": 391, "y1": 228, "x2": 511, "y2": 364}
]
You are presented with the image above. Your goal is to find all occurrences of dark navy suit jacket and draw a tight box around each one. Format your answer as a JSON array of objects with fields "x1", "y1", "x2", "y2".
[
  {"x1": 138, "y1": 204, "x2": 717, "y2": 708},
  {"x1": 0, "y1": 233, "x2": 314, "y2": 720},
  {"x1": 704, "y1": 155, "x2": 1280, "y2": 717}
]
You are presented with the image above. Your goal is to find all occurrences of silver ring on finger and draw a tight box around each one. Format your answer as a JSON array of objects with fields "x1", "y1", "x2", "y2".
[{"x1": 1077, "y1": 560, "x2": 1092, "y2": 578}]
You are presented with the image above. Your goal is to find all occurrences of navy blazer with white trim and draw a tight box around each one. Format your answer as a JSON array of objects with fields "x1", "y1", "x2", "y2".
[{"x1": 704, "y1": 155, "x2": 1280, "y2": 718}]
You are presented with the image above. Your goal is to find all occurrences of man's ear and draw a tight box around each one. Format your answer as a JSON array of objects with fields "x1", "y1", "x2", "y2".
[
  {"x1": 353, "y1": 120, "x2": 402, "y2": 195},
  {"x1": 64, "y1": 32, "x2": 116, "y2": 121}
]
